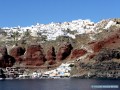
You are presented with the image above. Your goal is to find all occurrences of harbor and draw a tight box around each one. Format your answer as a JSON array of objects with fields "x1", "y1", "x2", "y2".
[{"x1": 0, "y1": 63, "x2": 74, "y2": 80}]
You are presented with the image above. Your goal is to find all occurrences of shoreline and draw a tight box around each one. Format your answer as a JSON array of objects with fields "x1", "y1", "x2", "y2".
[{"x1": 1, "y1": 76, "x2": 120, "y2": 80}]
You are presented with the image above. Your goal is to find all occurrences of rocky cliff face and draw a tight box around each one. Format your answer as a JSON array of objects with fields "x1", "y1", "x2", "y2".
[
  {"x1": 0, "y1": 18, "x2": 120, "y2": 78},
  {"x1": 0, "y1": 42, "x2": 74, "y2": 67},
  {"x1": 46, "y1": 46, "x2": 56, "y2": 61},
  {"x1": 24, "y1": 44, "x2": 46, "y2": 66},
  {"x1": 90, "y1": 30, "x2": 120, "y2": 52},
  {"x1": 71, "y1": 25, "x2": 120, "y2": 78},
  {"x1": 56, "y1": 42, "x2": 73, "y2": 61},
  {"x1": 0, "y1": 47, "x2": 15, "y2": 68},
  {"x1": 9, "y1": 46, "x2": 25, "y2": 61},
  {"x1": 71, "y1": 49, "x2": 87, "y2": 59}
]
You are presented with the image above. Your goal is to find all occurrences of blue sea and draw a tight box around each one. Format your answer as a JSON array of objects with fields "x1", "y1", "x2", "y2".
[{"x1": 0, "y1": 78, "x2": 120, "y2": 90}]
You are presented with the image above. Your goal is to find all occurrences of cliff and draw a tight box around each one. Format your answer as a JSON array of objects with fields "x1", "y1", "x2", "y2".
[{"x1": 0, "y1": 18, "x2": 120, "y2": 78}]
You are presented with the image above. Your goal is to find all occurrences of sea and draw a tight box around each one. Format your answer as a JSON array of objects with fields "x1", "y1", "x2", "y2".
[{"x1": 0, "y1": 78, "x2": 120, "y2": 90}]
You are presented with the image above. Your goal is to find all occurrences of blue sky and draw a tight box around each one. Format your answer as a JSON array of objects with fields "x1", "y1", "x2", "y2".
[{"x1": 0, "y1": 0, "x2": 120, "y2": 27}]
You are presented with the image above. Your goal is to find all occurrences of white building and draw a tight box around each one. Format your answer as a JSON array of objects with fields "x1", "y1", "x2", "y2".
[
  {"x1": 43, "y1": 63, "x2": 73, "y2": 78},
  {"x1": 1, "y1": 19, "x2": 96, "y2": 41}
]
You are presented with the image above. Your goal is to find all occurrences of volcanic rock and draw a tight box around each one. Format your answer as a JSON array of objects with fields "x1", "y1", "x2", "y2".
[
  {"x1": 92, "y1": 41, "x2": 105, "y2": 52},
  {"x1": 0, "y1": 46, "x2": 8, "y2": 56},
  {"x1": 88, "y1": 54, "x2": 96, "y2": 59},
  {"x1": 94, "y1": 49, "x2": 120, "y2": 61},
  {"x1": 91, "y1": 32, "x2": 120, "y2": 52},
  {"x1": 71, "y1": 49, "x2": 87, "y2": 59},
  {"x1": 0, "y1": 46, "x2": 15, "y2": 68},
  {"x1": 56, "y1": 42, "x2": 73, "y2": 60},
  {"x1": 9, "y1": 46, "x2": 25, "y2": 61},
  {"x1": 46, "y1": 46, "x2": 56, "y2": 61},
  {"x1": 48, "y1": 60, "x2": 56, "y2": 65},
  {"x1": 24, "y1": 44, "x2": 46, "y2": 66}
]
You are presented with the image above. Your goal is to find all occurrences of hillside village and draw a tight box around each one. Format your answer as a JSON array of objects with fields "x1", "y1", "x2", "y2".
[
  {"x1": 1, "y1": 19, "x2": 95, "y2": 40},
  {"x1": 1, "y1": 18, "x2": 120, "y2": 79}
]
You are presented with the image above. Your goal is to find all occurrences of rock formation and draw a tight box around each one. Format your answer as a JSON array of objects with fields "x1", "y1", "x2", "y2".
[
  {"x1": 56, "y1": 42, "x2": 73, "y2": 60},
  {"x1": 24, "y1": 44, "x2": 46, "y2": 66},
  {"x1": 94, "y1": 49, "x2": 120, "y2": 61},
  {"x1": 0, "y1": 46, "x2": 8, "y2": 56},
  {"x1": 0, "y1": 46, "x2": 15, "y2": 68},
  {"x1": 9, "y1": 46, "x2": 25, "y2": 61},
  {"x1": 46, "y1": 46, "x2": 56, "y2": 61},
  {"x1": 71, "y1": 49, "x2": 87, "y2": 59},
  {"x1": 91, "y1": 30, "x2": 120, "y2": 52}
]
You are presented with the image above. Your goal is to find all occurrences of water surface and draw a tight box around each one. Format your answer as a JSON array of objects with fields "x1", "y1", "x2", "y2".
[{"x1": 0, "y1": 78, "x2": 120, "y2": 90}]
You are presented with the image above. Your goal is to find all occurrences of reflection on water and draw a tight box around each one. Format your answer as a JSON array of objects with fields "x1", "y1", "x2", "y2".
[{"x1": 0, "y1": 79, "x2": 119, "y2": 90}]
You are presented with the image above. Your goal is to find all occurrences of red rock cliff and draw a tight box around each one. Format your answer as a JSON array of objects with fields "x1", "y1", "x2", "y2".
[
  {"x1": 24, "y1": 44, "x2": 46, "y2": 66},
  {"x1": 56, "y1": 42, "x2": 73, "y2": 61}
]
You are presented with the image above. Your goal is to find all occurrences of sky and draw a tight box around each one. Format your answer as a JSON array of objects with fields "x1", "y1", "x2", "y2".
[{"x1": 0, "y1": 0, "x2": 120, "y2": 27}]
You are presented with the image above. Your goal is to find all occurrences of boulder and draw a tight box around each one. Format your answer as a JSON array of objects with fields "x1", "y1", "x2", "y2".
[
  {"x1": 56, "y1": 42, "x2": 73, "y2": 60},
  {"x1": 71, "y1": 49, "x2": 87, "y2": 59},
  {"x1": 46, "y1": 46, "x2": 56, "y2": 61}
]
